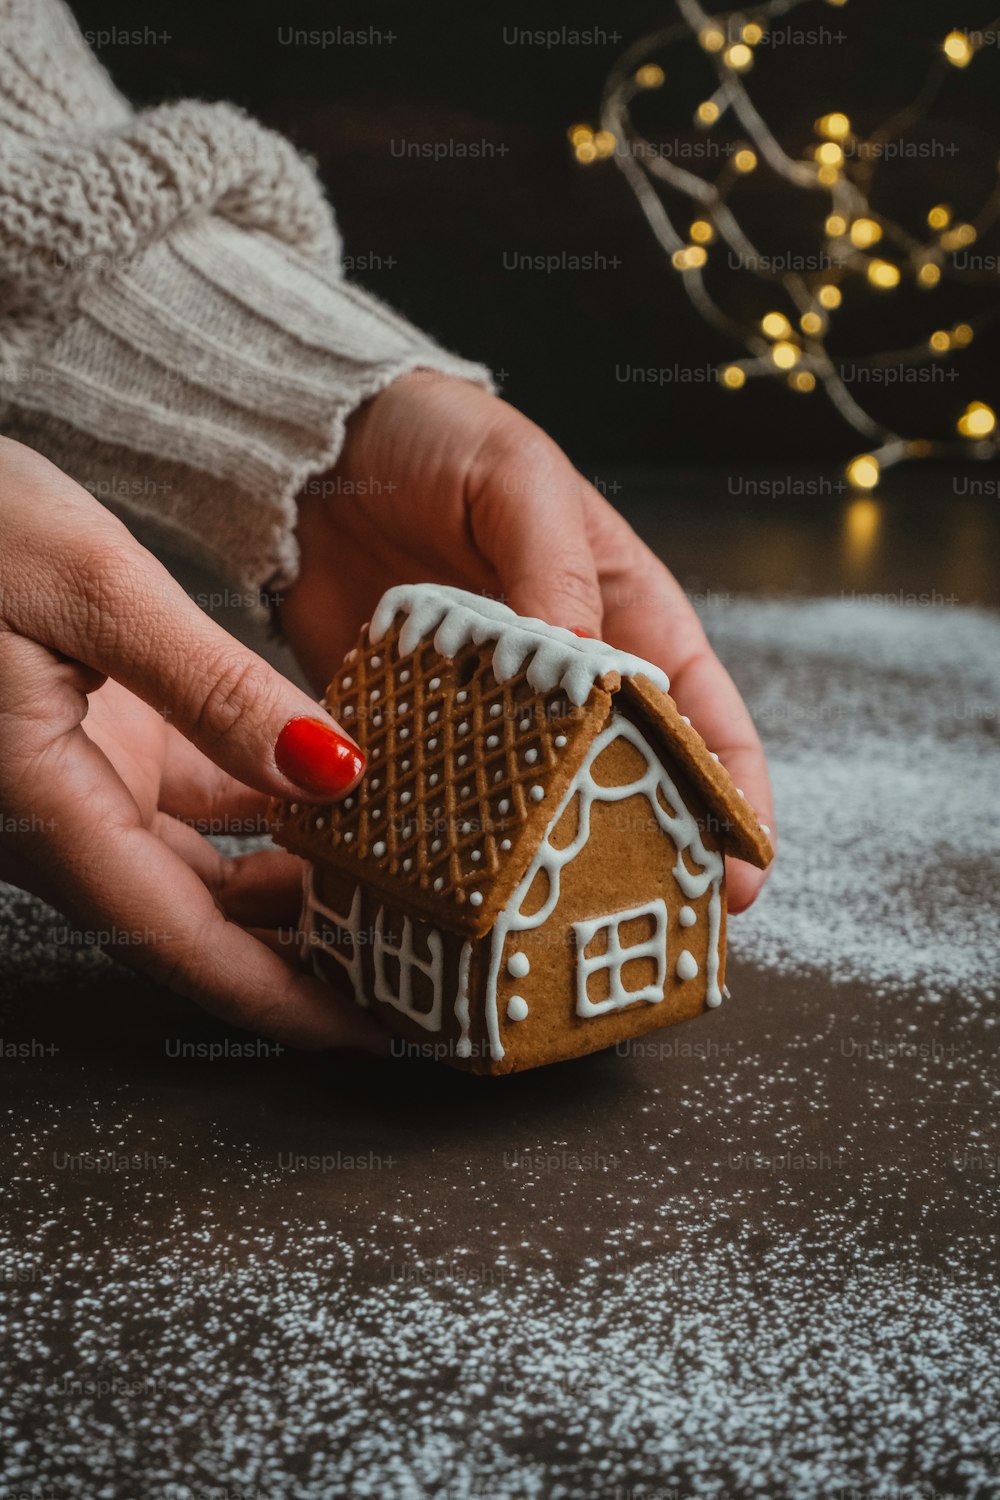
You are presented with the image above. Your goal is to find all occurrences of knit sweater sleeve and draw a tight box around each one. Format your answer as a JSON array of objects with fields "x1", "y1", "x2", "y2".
[{"x1": 0, "y1": 0, "x2": 492, "y2": 596}]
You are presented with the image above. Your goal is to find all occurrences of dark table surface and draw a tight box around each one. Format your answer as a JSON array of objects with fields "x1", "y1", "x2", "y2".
[{"x1": 2, "y1": 464, "x2": 998, "y2": 1500}]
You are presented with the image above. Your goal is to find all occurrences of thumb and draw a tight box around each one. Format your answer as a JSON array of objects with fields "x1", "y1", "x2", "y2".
[{"x1": 466, "y1": 415, "x2": 604, "y2": 637}]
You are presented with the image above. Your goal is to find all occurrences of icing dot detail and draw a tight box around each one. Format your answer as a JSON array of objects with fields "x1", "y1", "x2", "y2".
[
  {"x1": 470, "y1": 892, "x2": 483, "y2": 907},
  {"x1": 342, "y1": 677, "x2": 352, "y2": 689},
  {"x1": 489, "y1": 704, "x2": 502, "y2": 717},
  {"x1": 372, "y1": 841, "x2": 386, "y2": 857},
  {"x1": 676, "y1": 949, "x2": 699, "y2": 981},
  {"x1": 679, "y1": 905, "x2": 697, "y2": 928},
  {"x1": 507, "y1": 995, "x2": 529, "y2": 1022},
  {"x1": 500, "y1": 839, "x2": 511, "y2": 850},
  {"x1": 507, "y1": 952, "x2": 530, "y2": 979},
  {"x1": 525, "y1": 749, "x2": 539, "y2": 765},
  {"x1": 530, "y1": 785, "x2": 545, "y2": 802},
  {"x1": 555, "y1": 735, "x2": 567, "y2": 748}
]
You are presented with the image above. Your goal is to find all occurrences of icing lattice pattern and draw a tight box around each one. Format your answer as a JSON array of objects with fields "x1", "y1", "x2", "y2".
[{"x1": 277, "y1": 619, "x2": 599, "y2": 922}]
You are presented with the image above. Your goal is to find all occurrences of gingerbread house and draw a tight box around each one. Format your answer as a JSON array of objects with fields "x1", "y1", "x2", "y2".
[{"x1": 270, "y1": 584, "x2": 773, "y2": 1074}]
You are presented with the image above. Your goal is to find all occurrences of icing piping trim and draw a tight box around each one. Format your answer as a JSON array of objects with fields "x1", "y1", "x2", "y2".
[
  {"x1": 303, "y1": 871, "x2": 366, "y2": 1008},
  {"x1": 455, "y1": 940, "x2": 473, "y2": 1058},
  {"x1": 369, "y1": 584, "x2": 671, "y2": 708},
  {"x1": 483, "y1": 714, "x2": 726, "y2": 1060}
]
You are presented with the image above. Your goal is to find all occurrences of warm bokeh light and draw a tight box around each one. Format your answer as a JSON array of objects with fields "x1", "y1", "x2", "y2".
[
  {"x1": 635, "y1": 64, "x2": 665, "y2": 89},
  {"x1": 943, "y1": 31, "x2": 973, "y2": 67},
  {"x1": 929, "y1": 329, "x2": 952, "y2": 352},
  {"x1": 816, "y1": 112, "x2": 851, "y2": 140},
  {"x1": 742, "y1": 23, "x2": 764, "y2": 45},
  {"x1": 800, "y1": 311, "x2": 824, "y2": 335},
  {"x1": 952, "y1": 323, "x2": 974, "y2": 347},
  {"x1": 817, "y1": 285, "x2": 842, "y2": 310},
  {"x1": 789, "y1": 370, "x2": 816, "y2": 392},
  {"x1": 816, "y1": 164, "x2": 840, "y2": 186},
  {"x1": 689, "y1": 219, "x2": 714, "y2": 244},
  {"x1": 846, "y1": 455, "x2": 880, "y2": 490},
  {"x1": 849, "y1": 218, "x2": 882, "y2": 249},
  {"x1": 568, "y1": 124, "x2": 593, "y2": 146},
  {"x1": 917, "y1": 262, "x2": 942, "y2": 288},
  {"x1": 721, "y1": 364, "x2": 746, "y2": 389},
  {"x1": 771, "y1": 340, "x2": 800, "y2": 369},
  {"x1": 825, "y1": 214, "x2": 847, "y2": 237},
  {"x1": 761, "y1": 311, "x2": 792, "y2": 339},
  {"x1": 575, "y1": 140, "x2": 597, "y2": 164},
  {"x1": 940, "y1": 223, "x2": 976, "y2": 250},
  {"x1": 696, "y1": 100, "x2": 720, "y2": 126},
  {"x1": 815, "y1": 142, "x2": 844, "y2": 167},
  {"x1": 733, "y1": 149, "x2": 757, "y2": 173},
  {"x1": 957, "y1": 401, "x2": 996, "y2": 438},
  {"x1": 867, "y1": 259, "x2": 901, "y2": 290},
  {"x1": 927, "y1": 204, "x2": 951, "y2": 230},
  {"x1": 593, "y1": 130, "x2": 616, "y2": 158},
  {"x1": 844, "y1": 497, "x2": 881, "y2": 563},
  {"x1": 724, "y1": 43, "x2": 754, "y2": 71},
  {"x1": 700, "y1": 25, "x2": 726, "y2": 52}
]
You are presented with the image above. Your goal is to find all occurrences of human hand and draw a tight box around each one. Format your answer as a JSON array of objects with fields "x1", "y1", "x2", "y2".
[
  {"x1": 282, "y1": 374, "x2": 774, "y2": 911},
  {"x1": 0, "y1": 437, "x2": 384, "y2": 1051}
]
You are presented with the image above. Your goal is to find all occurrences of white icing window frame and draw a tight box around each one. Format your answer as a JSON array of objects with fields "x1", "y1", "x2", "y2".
[
  {"x1": 304, "y1": 870, "x2": 366, "y2": 1008},
  {"x1": 373, "y1": 906, "x2": 444, "y2": 1032},
  {"x1": 573, "y1": 899, "x2": 668, "y2": 1018}
]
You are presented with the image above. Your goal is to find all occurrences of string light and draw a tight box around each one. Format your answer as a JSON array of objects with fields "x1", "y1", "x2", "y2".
[
  {"x1": 581, "y1": 8, "x2": 1000, "y2": 486},
  {"x1": 724, "y1": 43, "x2": 754, "y2": 71},
  {"x1": 635, "y1": 64, "x2": 665, "y2": 89},
  {"x1": 943, "y1": 31, "x2": 974, "y2": 67},
  {"x1": 761, "y1": 312, "x2": 792, "y2": 339},
  {"x1": 957, "y1": 401, "x2": 996, "y2": 437},
  {"x1": 867, "y1": 259, "x2": 901, "y2": 290},
  {"x1": 771, "y1": 340, "x2": 800, "y2": 369},
  {"x1": 849, "y1": 218, "x2": 882, "y2": 248},
  {"x1": 817, "y1": 112, "x2": 851, "y2": 141},
  {"x1": 846, "y1": 455, "x2": 881, "y2": 490}
]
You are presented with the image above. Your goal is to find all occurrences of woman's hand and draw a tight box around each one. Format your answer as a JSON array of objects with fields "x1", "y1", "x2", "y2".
[
  {"x1": 0, "y1": 438, "x2": 384, "y2": 1052},
  {"x1": 282, "y1": 373, "x2": 774, "y2": 912}
]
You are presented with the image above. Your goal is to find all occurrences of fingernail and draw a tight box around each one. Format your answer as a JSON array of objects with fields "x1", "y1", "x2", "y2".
[
  {"x1": 571, "y1": 626, "x2": 595, "y2": 638},
  {"x1": 275, "y1": 716, "x2": 365, "y2": 799}
]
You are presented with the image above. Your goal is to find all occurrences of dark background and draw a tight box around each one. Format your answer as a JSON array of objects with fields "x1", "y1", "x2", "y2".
[{"x1": 66, "y1": 0, "x2": 1000, "y2": 468}]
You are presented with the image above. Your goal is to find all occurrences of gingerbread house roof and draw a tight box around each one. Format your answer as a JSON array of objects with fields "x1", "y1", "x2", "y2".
[{"x1": 272, "y1": 585, "x2": 773, "y2": 939}]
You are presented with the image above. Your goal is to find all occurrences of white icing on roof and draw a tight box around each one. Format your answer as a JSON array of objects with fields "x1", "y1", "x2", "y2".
[{"x1": 368, "y1": 584, "x2": 670, "y2": 708}]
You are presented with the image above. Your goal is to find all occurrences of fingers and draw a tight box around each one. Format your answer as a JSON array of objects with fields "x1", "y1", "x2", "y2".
[
  {"x1": 158, "y1": 730, "x2": 273, "y2": 838},
  {"x1": 582, "y1": 490, "x2": 775, "y2": 912},
  {"x1": 153, "y1": 814, "x2": 306, "y2": 928},
  {"x1": 0, "y1": 439, "x2": 362, "y2": 803},
  {"x1": 465, "y1": 408, "x2": 604, "y2": 636},
  {"x1": 0, "y1": 631, "x2": 385, "y2": 1052}
]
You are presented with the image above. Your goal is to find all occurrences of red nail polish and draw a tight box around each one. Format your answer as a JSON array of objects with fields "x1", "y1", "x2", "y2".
[
  {"x1": 571, "y1": 627, "x2": 594, "y2": 638},
  {"x1": 275, "y1": 717, "x2": 365, "y2": 799}
]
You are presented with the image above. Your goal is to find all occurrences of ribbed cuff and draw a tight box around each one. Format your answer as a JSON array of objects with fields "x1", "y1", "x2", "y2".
[{"x1": 0, "y1": 215, "x2": 492, "y2": 600}]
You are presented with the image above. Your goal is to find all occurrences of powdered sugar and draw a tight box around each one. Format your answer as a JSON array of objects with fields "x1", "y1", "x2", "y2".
[
  {"x1": 1, "y1": 596, "x2": 997, "y2": 1497},
  {"x1": 706, "y1": 598, "x2": 1000, "y2": 1003}
]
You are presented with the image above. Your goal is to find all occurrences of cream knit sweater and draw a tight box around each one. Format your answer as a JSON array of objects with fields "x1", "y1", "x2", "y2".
[{"x1": 0, "y1": 0, "x2": 490, "y2": 597}]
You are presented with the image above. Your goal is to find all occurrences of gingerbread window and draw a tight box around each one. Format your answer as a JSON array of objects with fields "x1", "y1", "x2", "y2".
[
  {"x1": 573, "y1": 900, "x2": 668, "y2": 1018},
  {"x1": 373, "y1": 907, "x2": 444, "y2": 1031}
]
